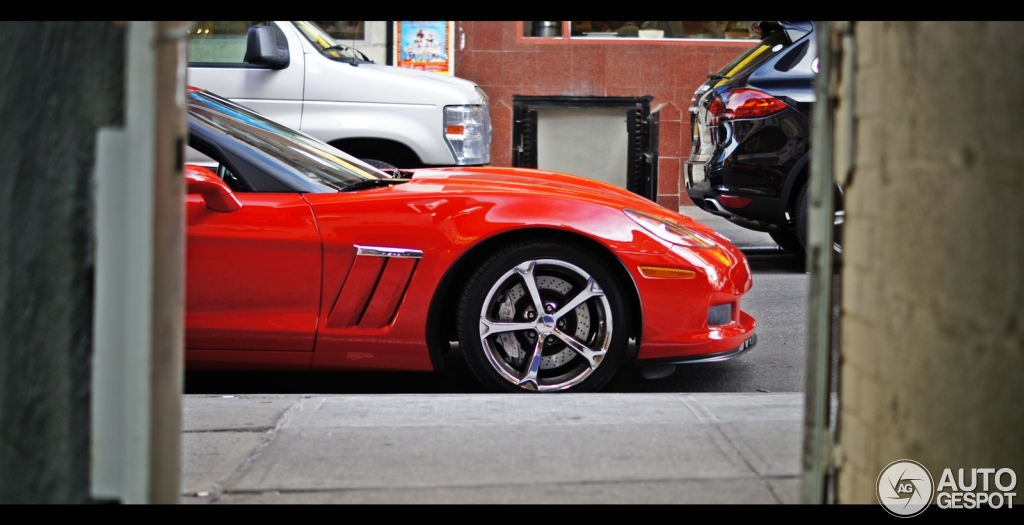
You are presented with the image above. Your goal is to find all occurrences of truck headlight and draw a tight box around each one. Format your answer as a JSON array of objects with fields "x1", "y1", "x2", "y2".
[{"x1": 444, "y1": 104, "x2": 491, "y2": 165}]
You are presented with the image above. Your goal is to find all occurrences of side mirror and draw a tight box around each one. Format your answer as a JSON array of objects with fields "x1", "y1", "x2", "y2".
[
  {"x1": 243, "y1": 26, "x2": 289, "y2": 70},
  {"x1": 186, "y1": 165, "x2": 242, "y2": 213}
]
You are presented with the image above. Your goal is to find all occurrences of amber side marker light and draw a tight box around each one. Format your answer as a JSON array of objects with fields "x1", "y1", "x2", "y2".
[{"x1": 639, "y1": 266, "x2": 697, "y2": 279}]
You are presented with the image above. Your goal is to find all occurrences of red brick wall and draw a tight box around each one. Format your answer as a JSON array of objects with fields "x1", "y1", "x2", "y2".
[{"x1": 453, "y1": 21, "x2": 754, "y2": 210}]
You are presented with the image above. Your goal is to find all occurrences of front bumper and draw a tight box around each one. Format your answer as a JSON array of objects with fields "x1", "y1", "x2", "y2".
[{"x1": 617, "y1": 239, "x2": 757, "y2": 363}]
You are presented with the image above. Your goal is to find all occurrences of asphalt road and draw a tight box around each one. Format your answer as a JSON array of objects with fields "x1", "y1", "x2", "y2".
[{"x1": 185, "y1": 251, "x2": 809, "y2": 396}]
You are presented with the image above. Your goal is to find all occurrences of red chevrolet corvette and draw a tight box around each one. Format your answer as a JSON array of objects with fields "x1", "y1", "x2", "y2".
[{"x1": 184, "y1": 88, "x2": 756, "y2": 392}]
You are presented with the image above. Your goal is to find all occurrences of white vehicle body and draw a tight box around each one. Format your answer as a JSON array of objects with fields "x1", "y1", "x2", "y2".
[{"x1": 186, "y1": 21, "x2": 490, "y2": 167}]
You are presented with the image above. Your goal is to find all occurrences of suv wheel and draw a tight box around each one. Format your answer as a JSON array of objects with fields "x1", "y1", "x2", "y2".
[{"x1": 796, "y1": 182, "x2": 844, "y2": 255}]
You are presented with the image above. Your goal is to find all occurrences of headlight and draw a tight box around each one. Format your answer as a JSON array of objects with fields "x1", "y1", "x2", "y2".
[
  {"x1": 444, "y1": 104, "x2": 491, "y2": 165},
  {"x1": 623, "y1": 209, "x2": 716, "y2": 249}
]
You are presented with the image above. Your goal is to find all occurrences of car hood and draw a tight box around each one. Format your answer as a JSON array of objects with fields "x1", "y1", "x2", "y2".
[
  {"x1": 402, "y1": 166, "x2": 654, "y2": 207},
  {"x1": 395, "y1": 166, "x2": 727, "y2": 240}
]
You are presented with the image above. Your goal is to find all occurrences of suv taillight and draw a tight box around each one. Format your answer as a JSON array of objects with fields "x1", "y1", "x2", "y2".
[{"x1": 707, "y1": 89, "x2": 789, "y2": 125}]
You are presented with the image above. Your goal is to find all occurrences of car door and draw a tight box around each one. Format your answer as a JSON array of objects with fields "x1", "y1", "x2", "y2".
[
  {"x1": 185, "y1": 164, "x2": 322, "y2": 353},
  {"x1": 187, "y1": 21, "x2": 305, "y2": 129}
]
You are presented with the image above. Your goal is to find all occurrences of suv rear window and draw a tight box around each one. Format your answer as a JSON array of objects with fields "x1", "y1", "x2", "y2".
[{"x1": 714, "y1": 30, "x2": 790, "y2": 80}]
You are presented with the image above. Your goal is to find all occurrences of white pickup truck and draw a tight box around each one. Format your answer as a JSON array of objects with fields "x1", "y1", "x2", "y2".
[{"x1": 186, "y1": 21, "x2": 490, "y2": 169}]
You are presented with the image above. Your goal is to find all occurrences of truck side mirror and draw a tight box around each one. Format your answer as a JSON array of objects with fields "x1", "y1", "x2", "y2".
[
  {"x1": 243, "y1": 26, "x2": 289, "y2": 70},
  {"x1": 186, "y1": 165, "x2": 242, "y2": 213}
]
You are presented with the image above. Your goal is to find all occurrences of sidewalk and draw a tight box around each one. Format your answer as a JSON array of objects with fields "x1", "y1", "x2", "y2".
[{"x1": 181, "y1": 393, "x2": 802, "y2": 504}]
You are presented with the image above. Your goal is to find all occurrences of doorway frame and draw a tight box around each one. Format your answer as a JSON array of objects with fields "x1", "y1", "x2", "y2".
[{"x1": 511, "y1": 95, "x2": 659, "y2": 201}]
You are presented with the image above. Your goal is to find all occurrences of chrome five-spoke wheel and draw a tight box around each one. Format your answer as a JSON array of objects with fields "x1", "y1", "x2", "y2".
[{"x1": 458, "y1": 242, "x2": 631, "y2": 393}]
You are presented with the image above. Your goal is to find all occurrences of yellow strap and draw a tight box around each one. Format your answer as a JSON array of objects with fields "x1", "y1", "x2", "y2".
[{"x1": 715, "y1": 44, "x2": 769, "y2": 88}]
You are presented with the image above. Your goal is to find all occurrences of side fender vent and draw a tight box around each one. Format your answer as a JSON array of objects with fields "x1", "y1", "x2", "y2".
[{"x1": 325, "y1": 245, "x2": 422, "y2": 329}]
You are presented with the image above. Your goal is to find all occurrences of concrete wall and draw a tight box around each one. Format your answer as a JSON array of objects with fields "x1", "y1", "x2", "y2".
[
  {"x1": 0, "y1": 21, "x2": 125, "y2": 503},
  {"x1": 837, "y1": 21, "x2": 1024, "y2": 502}
]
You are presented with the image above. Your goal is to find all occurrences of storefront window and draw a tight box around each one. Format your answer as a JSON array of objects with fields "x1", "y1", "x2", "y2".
[
  {"x1": 523, "y1": 21, "x2": 563, "y2": 38},
  {"x1": 188, "y1": 21, "x2": 265, "y2": 63},
  {"x1": 570, "y1": 21, "x2": 757, "y2": 40},
  {"x1": 311, "y1": 21, "x2": 365, "y2": 42}
]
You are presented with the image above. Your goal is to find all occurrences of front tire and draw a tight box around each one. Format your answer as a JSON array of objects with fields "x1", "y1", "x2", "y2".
[
  {"x1": 796, "y1": 183, "x2": 810, "y2": 251},
  {"x1": 796, "y1": 182, "x2": 844, "y2": 256},
  {"x1": 456, "y1": 241, "x2": 632, "y2": 393},
  {"x1": 359, "y1": 158, "x2": 400, "y2": 177}
]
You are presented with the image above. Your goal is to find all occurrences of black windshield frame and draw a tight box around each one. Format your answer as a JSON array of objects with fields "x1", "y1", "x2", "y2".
[{"x1": 188, "y1": 90, "x2": 388, "y2": 191}]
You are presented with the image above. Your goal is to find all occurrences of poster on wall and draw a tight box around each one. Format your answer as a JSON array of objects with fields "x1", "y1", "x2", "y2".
[{"x1": 393, "y1": 21, "x2": 455, "y2": 75}]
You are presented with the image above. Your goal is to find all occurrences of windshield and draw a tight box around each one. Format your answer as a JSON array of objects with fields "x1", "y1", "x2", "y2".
[
  {"x1": 292, "y1": 21, "x2": 371, "y2": 62},
  {"x1": 188, "y1": 90, "x2": 383, "y2": 189}
]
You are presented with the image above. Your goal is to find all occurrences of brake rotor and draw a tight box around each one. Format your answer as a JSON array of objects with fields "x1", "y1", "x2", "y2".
[{"x1": 493, "y1": 276, "x2": 590, "y2": 370}]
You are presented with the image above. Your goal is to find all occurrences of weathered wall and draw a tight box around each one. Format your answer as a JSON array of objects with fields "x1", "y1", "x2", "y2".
[
  {"x1": 0, "y1": 22, "x2": 125, "y2": 502},
  {"x1": 838, "y1": 21, "x2": 1024, "y2": 502},
  {"x1": 358, "y1": 22, "x2": 389, "y2": 66}
]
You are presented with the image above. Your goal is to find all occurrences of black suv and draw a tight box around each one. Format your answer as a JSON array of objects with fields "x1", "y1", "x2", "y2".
[{"x1": 685, "y1": 21, "x2": 839, "y2": 254}]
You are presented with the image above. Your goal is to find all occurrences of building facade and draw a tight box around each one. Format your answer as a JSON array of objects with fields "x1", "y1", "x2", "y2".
[{"x1": 452, "y1": 21, "x2": 756, "y2": 209}]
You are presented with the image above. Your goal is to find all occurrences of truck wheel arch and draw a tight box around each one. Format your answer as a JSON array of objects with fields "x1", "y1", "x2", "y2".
[{"x1": 328, "y1": 138, "x2": 423, "y2": 169}]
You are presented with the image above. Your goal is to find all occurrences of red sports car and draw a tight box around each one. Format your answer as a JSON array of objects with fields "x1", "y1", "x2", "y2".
[{"x1": 185, "y1": 88, "x2": 757, "y2": 393}]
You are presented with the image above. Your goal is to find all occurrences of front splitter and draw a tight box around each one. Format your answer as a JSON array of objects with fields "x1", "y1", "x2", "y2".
[{"x1": 636, "y1": 334, "x2": 758, "y2": 367}]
